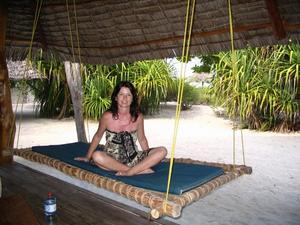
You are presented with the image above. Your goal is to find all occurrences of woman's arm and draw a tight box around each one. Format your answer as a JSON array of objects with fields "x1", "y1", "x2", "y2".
[
  {"x1": 136, "y1": 114, "x2": 150, "y2": 151},
  {"x1": 75, "y1": 112, "x2": 108, "y2": 162}
]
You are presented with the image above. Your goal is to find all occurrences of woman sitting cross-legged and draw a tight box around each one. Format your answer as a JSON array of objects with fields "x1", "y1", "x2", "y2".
[{"x1": 75, "y1": 81, "x2": 167, "y2": 176}]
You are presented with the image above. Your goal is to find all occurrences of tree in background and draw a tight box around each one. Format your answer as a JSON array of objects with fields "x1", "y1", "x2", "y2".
[{"x1": 192, "y1": 55, "x2": 219, "y2": 74}]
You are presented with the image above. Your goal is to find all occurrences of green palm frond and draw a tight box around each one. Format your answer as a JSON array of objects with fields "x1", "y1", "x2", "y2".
[{"x1": 211, "y1": 44, "x2": 300, "y2": 131}]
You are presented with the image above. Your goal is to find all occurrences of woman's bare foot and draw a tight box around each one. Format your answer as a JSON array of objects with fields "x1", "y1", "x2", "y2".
[
  {"x1": 116, "y1": 168, "x2": 154, "y2": 176},
  {"x1": 138, "y1": 168, "x2": 154, "y2": 174}
]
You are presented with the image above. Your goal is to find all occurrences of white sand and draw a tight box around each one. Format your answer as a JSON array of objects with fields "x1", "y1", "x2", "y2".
[{"x1": 14, "y1": 103, "x2": 300, "y2": 225}]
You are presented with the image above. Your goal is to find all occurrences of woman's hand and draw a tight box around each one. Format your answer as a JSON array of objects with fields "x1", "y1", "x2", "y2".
[{"x1": 74, "y1": 156, "x2": 90, "y2": 163}]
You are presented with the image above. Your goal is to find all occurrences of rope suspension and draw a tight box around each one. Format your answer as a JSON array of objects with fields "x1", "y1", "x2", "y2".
[
  {"x1": 14, "y1": 0, "x2": 44, "y2": 148},
  {"x1": 163, "y1": 0, "x2": 196, "y2": 214},
  {"x1": 227, "y1": 0, "x2": 246, "y2": 166},
  {"x1": 157, "y1": 1, "x2": 247, "y2": 217},
  {"x1": 66, "y1": 0, "x2": 76, "y2": 63},
  {"x1": 66, "y1": 0, "x2": 82, "y2": 65}
]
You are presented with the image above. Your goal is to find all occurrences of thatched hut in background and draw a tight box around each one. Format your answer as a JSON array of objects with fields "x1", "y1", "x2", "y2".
[
  {"x1": 7, "y1": 60, "x2": 40, "y2": 81},
  {"x1": 189, "y1": 72, "x2": 213, "y2": 87}
]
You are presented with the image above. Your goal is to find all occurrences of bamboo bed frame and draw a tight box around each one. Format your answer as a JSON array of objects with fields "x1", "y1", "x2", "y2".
[{"x1": 12, "y1": 147, "x2": 252, "y2": 219}]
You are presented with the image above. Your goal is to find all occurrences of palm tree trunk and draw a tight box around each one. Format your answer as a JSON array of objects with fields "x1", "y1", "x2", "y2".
[
  {"x1": 0, "y1": 1, "x2": 14, "y2": 164},
  {"x1": 64, "y1": 61, "x2": 87, "y2": 143}
]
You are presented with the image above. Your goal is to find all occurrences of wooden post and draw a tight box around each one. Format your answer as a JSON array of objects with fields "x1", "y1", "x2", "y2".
[
  {"x1": 265, "y1": 0, "x2": 286, "y2": 39},
  {"x1": 0, "y1": 0, "x2": 14, "y2": 165},
  {"x1": 64, "y1": 61, "x2": 87, "y2": 143}
]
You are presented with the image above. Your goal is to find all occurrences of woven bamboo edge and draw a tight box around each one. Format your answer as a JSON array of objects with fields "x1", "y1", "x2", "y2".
[
  {"x1": 157, "y1": 158, "x2": 252, "y2": 208},
  {"x1": 12, "y1": 148, "x2": 252, "y2": 219}
]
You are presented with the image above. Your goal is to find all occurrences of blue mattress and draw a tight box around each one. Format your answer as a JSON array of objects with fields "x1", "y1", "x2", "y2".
[{"x1": 32, "y1": 142, "x2": 224, "y2": 195}]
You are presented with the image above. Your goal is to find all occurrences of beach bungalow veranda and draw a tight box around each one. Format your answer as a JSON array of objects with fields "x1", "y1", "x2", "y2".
[{"x1": 0, "y1": 1, "x2": 300, "y2": 224}]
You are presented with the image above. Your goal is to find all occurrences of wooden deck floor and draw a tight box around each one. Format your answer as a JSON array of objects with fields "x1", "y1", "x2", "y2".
[{"x1": 0, "y1": 162, "x2": 178, "y2": 225}]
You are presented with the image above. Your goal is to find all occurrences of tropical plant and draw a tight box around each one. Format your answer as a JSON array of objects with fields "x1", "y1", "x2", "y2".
[
  {"x1": 211, "y1": 44, "x2": 300, "y2": 131},
  {"x1": 132, "y1": 60, "x2": 175, "y2": 114},
  {"x1": 195, "y1": 87, "x2": 213, "y2": 104},
  {"x1": 30, "y1": 50, "x2": 72, "y2": 118},
  {"x1": 83, "y1": 65, "x2": 113, "y2": 120},
  {"x1": 271, "y1": 44, "x2": 300, "y2": 131},
  {"x1": 28, "y1": 47, "x2": 180, "y2": 120},
  {"x1": 165, "y1": 79, "x2": 209, "y2": 107},
  {"x1": 83, "y1": 60, "x2": 175, "y2": 118}
]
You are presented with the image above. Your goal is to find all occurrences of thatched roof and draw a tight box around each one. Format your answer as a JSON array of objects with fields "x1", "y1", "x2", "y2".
[{"x1": 4, "y1": 0, "x2": 300, "y2": 65}]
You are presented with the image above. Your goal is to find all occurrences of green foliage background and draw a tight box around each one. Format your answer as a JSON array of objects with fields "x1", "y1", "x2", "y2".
[
  {"x1": 210, "y1": 44, "x2": 299, "y2": 131},
  {"x1": 14, "y1": 43, "x2": 300, "y2": 132}
]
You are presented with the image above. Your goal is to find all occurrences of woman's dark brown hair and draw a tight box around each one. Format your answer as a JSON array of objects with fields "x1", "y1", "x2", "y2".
[{"x1": 108, "y1": 81, "x2": 139, "y2": 122}]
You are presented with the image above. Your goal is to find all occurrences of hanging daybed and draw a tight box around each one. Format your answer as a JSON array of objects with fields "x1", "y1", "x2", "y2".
[{"x1": 12, "y1": 142, "x2": 252, "y2": 218}]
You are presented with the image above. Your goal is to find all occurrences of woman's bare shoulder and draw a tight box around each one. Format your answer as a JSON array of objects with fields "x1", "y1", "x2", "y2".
[
  {"x1": 138, "y1": 112, "x2": 144, "y2": 118},
  {"x1": 100, "y1": 111, "x2": 113, "y2": 121},
  {"x1": 137, "y1": 113, "x2": 144, "y2": 123}
]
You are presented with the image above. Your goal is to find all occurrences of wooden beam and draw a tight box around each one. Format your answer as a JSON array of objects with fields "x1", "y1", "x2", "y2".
[
  {"x1": 0, "y1": 0, "x2": 14, "y2": 165},
  {"x1": 265, "y1": 0, "x2": 286, "y2": 39}
]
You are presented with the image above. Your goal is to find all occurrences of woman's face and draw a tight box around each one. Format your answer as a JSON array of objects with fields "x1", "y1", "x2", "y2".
[{"x1": 116, "y1": 87, "x2": 133, "y2": 108}]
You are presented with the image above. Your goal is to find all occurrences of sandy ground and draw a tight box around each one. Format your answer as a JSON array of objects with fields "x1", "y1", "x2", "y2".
[{"x1": 13, "y1": 103, "x2": 300, "y2": 225}]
